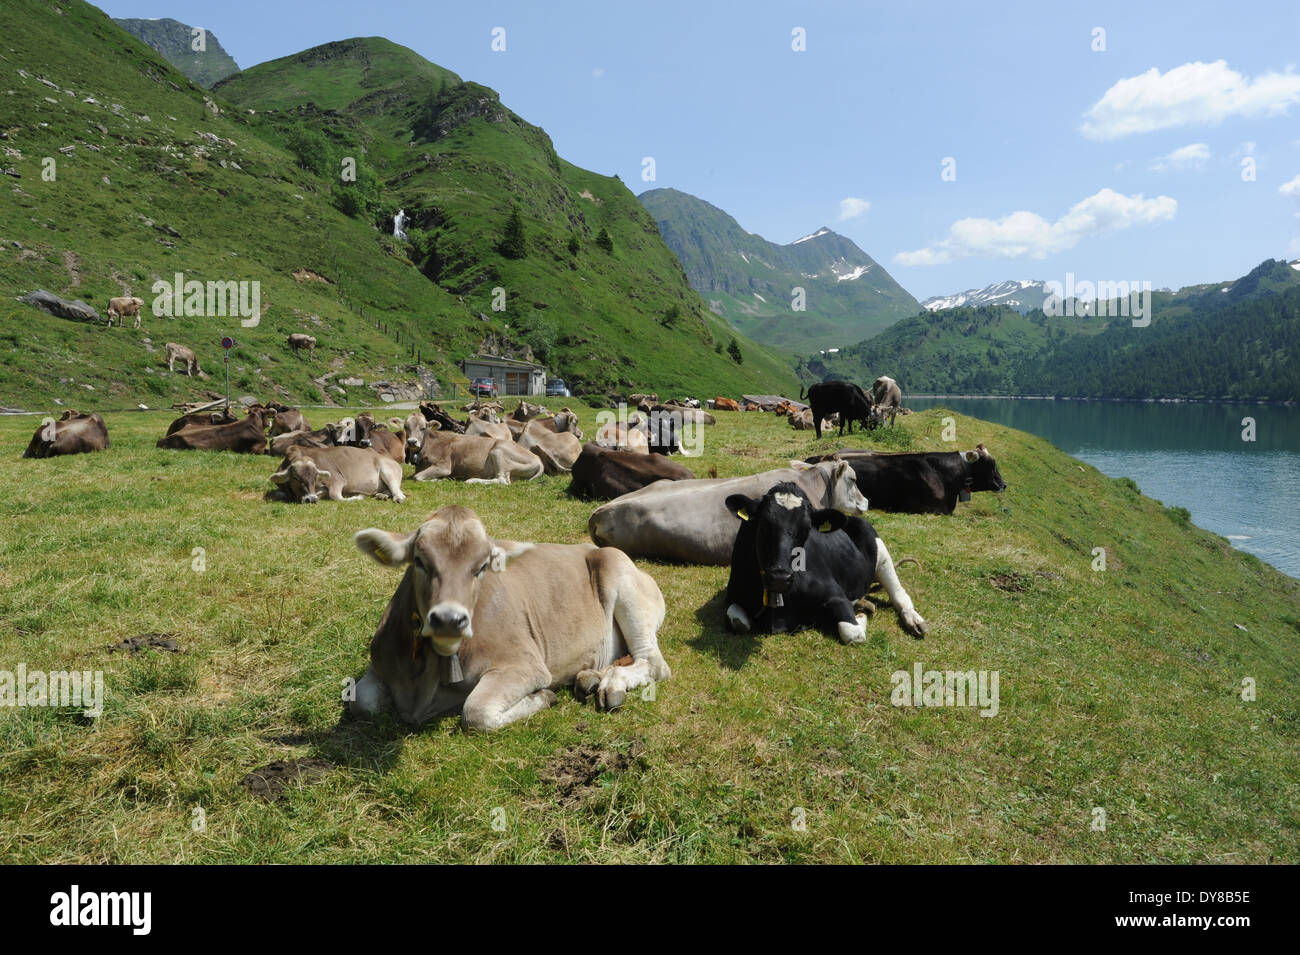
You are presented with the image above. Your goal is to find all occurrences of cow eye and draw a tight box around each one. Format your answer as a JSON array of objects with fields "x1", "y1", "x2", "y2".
[{"x1": 475, "y1": 561, "x2": 489, "y2": 577}]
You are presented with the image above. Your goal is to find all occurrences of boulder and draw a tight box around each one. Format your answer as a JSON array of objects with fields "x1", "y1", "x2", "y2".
[{"x1": 20, "y1": 289, "x2": 101, "y2": 323}]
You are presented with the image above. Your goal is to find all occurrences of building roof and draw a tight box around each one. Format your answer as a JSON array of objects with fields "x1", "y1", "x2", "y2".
[{"x1": 461, "y1": 354, "x2": 545, "y2": 371}]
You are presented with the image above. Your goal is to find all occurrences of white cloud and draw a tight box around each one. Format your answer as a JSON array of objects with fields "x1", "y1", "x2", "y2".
[
  {"x1": 895, "y1": 188, "x2": 1176, "y2": 266},
  {"x1": 1081, "y1": 61, "x2": 1300, "y2": 140},
  {"x1": 1279, "y1": 173, "x2": 1300, "y2": 198},
  {"x1": 591, "y1": 67, "x2": 605, "y2": 79},
  {"x1": 1149, "y1": 142, "x2": 1209, "y2": 171},
  {"x1": 837, "y1": 197, "x2": 871, "y2": 220}
]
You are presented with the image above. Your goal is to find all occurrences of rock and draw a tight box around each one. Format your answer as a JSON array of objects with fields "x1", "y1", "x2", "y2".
[
  {"x1": 20, "y1": 289, "x2": 101, "y2": 323},
  {"x1": 238, "y1": 395, "x2": 258, "y2": 407},
  {"x1": 340, "y1": 377, "x2": 364, "y2": 387}
]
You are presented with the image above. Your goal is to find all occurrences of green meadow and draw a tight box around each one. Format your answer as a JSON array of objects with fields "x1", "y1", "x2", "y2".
[{"x1": 0, "y1": 405, "x2": 1296, "y2": 863}]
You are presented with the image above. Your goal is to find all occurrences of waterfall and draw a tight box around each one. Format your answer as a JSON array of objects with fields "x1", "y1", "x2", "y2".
[{"x1": 393, "y1": 209, "x2": 407, "y2": 240}]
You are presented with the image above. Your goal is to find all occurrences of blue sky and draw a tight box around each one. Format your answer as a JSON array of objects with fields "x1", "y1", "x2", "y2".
[{"x1": 102, "y1": 0, "x2": 1300, "y2": 300}]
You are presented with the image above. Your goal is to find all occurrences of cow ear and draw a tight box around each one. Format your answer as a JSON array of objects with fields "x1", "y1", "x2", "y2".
[
  {"x1": 788, "y1": 459, "x2": 814, "y2": 471},
  {"x1": 428, "y1": 420, "x2": 442, "y2": 432},
  {"x1": 489, "y1": 540, "x2": 535, "y2": 572},
  {"x1": 963, "y1": 450, "x2": 980, "y2": 463},
  {"x1": 725, "y1": 494, "x2": 759, "y2": 521},
  {"x1": 355, "y1": 528, "x2": 415, "y2": 567},
  {"x1": 39, "y1": 419, "x2": 57, "y2": 442},
  {"x1": 269, "y1": 468, "x2": 291, "y2": 485},
  {"x1": 316, "y1": 470, "x2": 332, "y2": 484},
  {"x1": 812, "y1": 509, "x2": 847, "y2": 533}
]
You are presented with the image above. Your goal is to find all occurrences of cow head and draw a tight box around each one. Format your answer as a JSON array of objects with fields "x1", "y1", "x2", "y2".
[
  {"x1": 404, "y1": 411, "x2": 428, "y2": 462},
  {"x1": 270, "y1": 449, "x2": 332, "y2": 504},
  {"x1": 790, "y1": 459, "x2": 870, "y2": 515},
  {"x1": 352, "y1": 413, "x2": 376, "y2": 448},
  {"x1": 962, "y1": 444, "x2": 1008, "y2": 493},
  {"x1": 725, "y1": 484, "x2": 847, "y2": 598},
  {"x1": 554, "y1": 409, "x2": 584, "y2": 440},
  {"x1": 355, "y1": 507, "x2": 534, "y2": 656},
  {"x1": 326, "y1": 418, "x2": 357, "y2": 445}
]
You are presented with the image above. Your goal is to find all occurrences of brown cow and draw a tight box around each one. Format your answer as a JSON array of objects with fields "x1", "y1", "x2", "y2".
[
  {"x1": 164, "y1": 342, "x2": 201, "y2": 376},
  {"x1": 268, "y1": 403, "x2": 310, "y2": 436},
  {"x1": 107, "y1": 296, "x2": 145, "y2": 328},
  {"x1": 165, "y1": 406, "x2": 238, "y2": 435},
  {"x1": 351, "y1": 413, "x2": 406, "y2": 465},
  {"x1": 516, "y1": 420, "x2": 582, "y2": 475},
  {"x1": 287, "y1": 333, "x2": 317, "y2": 359},
  {"x1": 568, "y1": 443, "x2": 694, "y2": 499},
  {"x1": 713, "y1": 397, "x2": 740, "y2": 412},
  {"x1": 466, "y1": 409, "x2": 513, "y2": 442},
  {"x1": 158, "y1": 407, "x2": 268, "y2": 453},
  {"x1": 595, "y1": 417, "x2": 650, "y2": 453},
  {"x1": 412, "y1": 427, "x2": 545, "y2": 485},
  {"x1": 270, "y1": 445, "x2": 405, "y2": 504},
  {"x1": 870, "y1": 376, "x2": 903, "y2": 428},
  {"x1": 349, "y1": 506, "x2": 670, "y2": 726},
  {"x1": 22, "y1": 410, "x2": 110, "y2": 458}
]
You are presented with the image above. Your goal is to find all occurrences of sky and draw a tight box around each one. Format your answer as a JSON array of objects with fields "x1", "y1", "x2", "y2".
[{"x1": 101, "y1": 0, "x2": 1300, "y2": 301}]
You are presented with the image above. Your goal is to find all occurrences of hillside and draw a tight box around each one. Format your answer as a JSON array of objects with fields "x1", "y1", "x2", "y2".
[
  {"x1": 114, "y1": 16, "x2": 240, "y2": 87},
  {"x1": 2, "y1": 405, "x2": 1296, "y2": 862},
  {"x1": 0, "y1": 1, "x2": 795, "y2": 412},
  {"x1": 640, "y1": 188, "x2": 918, "y2": 353},
  {"x1": 811, "y1": 260, "x2": 1300, "y2": 400}
]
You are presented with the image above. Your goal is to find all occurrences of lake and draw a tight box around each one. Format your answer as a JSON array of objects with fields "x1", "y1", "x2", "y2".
[{"x1": 906, "y1": 397, "x2": 1300, "y2": 578}]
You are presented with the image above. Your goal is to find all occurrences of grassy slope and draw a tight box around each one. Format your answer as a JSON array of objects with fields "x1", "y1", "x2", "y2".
[
  {"x1": 0, "y1": 406, "x2": 1295, "y2": 863},
  {"x1": 0, "y1": 2, "x2": 794, "y2": 411}
]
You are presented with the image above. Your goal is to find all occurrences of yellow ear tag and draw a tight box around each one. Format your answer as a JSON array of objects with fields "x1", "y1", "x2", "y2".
[
  {"x1": 818, "y1": 521, "x2": 833, "y2": 532},
  {"x1": 737, "y1": 508, "x2": 749, "y2": 521},
  {"x1": 762, "y1": 589, "x2": 768, "y2": 606}
]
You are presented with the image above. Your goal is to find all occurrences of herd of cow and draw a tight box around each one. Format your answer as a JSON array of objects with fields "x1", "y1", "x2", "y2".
[{"x1": 18, "y1": 380, "x2": 1007, "y2": 732}]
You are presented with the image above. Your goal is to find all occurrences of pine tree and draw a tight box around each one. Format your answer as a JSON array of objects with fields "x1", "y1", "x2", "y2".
[
  {"x1": 727, "y1": 337, "x2": 743, "y2": 364},
  {"x1": 567, "y1": 234, "x2": 580, "y2": 255},
  {"x1": 595, "y1": 227, "x2": 613, "y2": 253},
  {"x1": 498, "y1": 207, "x2": 526, "y2": 259}
]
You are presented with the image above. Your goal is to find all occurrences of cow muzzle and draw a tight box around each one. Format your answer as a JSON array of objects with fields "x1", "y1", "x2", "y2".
[{"x1": 426, "y1": 603, "x2": 472, "y2": 640}]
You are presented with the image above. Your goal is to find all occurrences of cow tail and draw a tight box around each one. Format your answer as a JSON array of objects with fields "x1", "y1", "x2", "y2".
[{"x1": 799, "y1": 384, "x2": 806, "y2": 400}]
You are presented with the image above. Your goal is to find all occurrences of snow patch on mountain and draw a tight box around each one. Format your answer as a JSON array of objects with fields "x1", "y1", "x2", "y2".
[
  {"x1": 792, "y1": 227, "x2": 831, "y2": 245},
  {"x1": 922, "y1": 278, "x2": 1049, "y2": 312}
]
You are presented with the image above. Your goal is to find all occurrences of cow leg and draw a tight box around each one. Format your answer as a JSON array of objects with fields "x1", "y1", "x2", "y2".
[
  {"x1": 824, "y1": 595, "x2": 868, "y2": 644},
  {"x1": 347, "y1": 667, "x2": 392, "y2": 718},
  {"x1": 134, "y1": 313, "x2": 141, "y2": 329},
  {"x1": 413, "y1": 461, "x2": 452, "y2": 481},
  {"x1": 725, "y1": 603, "x2": 753, "y2": 633},
  {"x1": 874, "y1": 538, "x2": 927, "y2": 637},
  {"x1": 381, "y1": 469, "x2": 406, "y2": 503},
  {"x1": 578, "y1": 566, "x2": 669, "y2": 710},
  {"x1": 461, "y1": 668, "x2": 556, "y2": 732},
  {"x1": 464, "y1": 449, "x2": 512, "y2": 485}
]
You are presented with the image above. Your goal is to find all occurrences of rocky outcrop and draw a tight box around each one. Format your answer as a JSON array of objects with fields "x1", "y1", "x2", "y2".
[{"x1": 20, "y1": 289, "x2": 101, "y2": 323}]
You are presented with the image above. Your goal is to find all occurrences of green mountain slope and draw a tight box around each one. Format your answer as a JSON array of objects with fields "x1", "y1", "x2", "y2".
[
  {"x1": 639, "y1": 188, "x2": 919, "y2": 354},
  {"x1": 0, "y1": 3, "x2": 794, "y2": 412},
  {"x1": 113, "y1": 17, "x2": 240, "y2": 87},
  {"x1": 812, "y1": 259, "x2": 1300, "y2": 400}
]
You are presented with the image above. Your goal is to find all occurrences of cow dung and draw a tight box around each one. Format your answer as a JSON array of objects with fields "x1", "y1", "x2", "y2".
[
  {"x1": 540, "y1": 743, "x2": 642, "y2": 805},
  {"x1": 240, "y1": 758, "x2": 334, "y2": 801},
  {"x1": 989, "y1": 573, "x2": 1030, "y2": 593},
  {"x1": 110, "y1": 633, "x2": 179, "y2": 653}
]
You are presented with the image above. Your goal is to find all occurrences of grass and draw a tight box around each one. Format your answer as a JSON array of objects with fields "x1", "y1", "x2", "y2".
[{"x1": 0, "y1": 405, "x2": 1297, "y2": 863}]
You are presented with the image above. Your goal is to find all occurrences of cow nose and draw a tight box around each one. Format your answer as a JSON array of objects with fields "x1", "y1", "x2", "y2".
[
  {"x1": 429, "y1": 608, "x2": 469, "y2": 632},
  {"x1": 359, "y1": 439, "x2": 372, "y2": 448},
  {"x1": 303, "y1": 494, "x2": 318, "y2": 504},
  {"x1": 764, "y1": 568, "x2": 793, "y2": 591}
]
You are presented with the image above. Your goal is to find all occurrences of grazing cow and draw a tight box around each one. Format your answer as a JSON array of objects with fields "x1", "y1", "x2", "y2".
[
  {"x1": 107, "y1": 296, "x2": 144, "y2": 328},
  {"x1": 287, "y1": 333, "x2": 317, "y2": 359},
  {"x1": 165, "y1": 342, "x2": 201, "y2": 376},
  {"x1": 516, "y1": 420, "x2": 582, "y2": 474},
  {"x1": 22, "y1": 410, "x2": 109, "y2": 458},
  {"x1": 412, "y1": 427, "x2": 545, "y2": 485},
  {"x1": 267, "y1": 403, "x2": 310, "y2": 436},
  {"x1": 806, "y1": 445, "x2": 1008, "y2": 514},
  {"x1": 157, "y1": 407, "x2": 268, "y2": 453},
  {"x1": 588, "y1": 459, "x2": 869, "y2": 565},
  {"x1": 802, "y1": 380, "x2": 874, "y2": 436},
  {"x1": 870, "y1": 376, "x2": 902, "y2": 428},
  {"x1": 569, "y1": 443, "x2": 695, "y2": 499},
  {"x1": 713, "y1": 397, "x2": 741, "y2": 412},
  {"x1": 723, "y1": 483, "x2": 926, "y2": 640},
  {"x1": 348, "y1": 507, "x2": 671, "y2": 726},
  {"x1": 270, "y1": 445, "x2": 405, "y2": 503}
]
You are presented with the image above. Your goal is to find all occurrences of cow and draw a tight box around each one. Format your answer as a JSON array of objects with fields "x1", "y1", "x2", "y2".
[
  {"x1": 870, "y1": 376, "x2": 902, "y2": 428},
  {"x1": 165, "y1": 406, "x2": 238, "y2": 436},
  {"x1": 165, "y1": 342, "x2": 201, "y2": 376},
  {"x1": 509, "y1": 400, "x2": 547, "y2": 423},
  {"x1": 22, "y1": 410, "x2": 109, "y2": 458},
  {"x1": 595, "y1": 416, "x2": 650, "y2": 454},
  {"x1": 348, "y1": 507, "x2": 671, "y2": 726},
  {"x1": 713, "y1": 397, "x2": 740, "y2": 412},
  {"x1": 651, "y1": 403, "x2": 713, "y2": 426},
  {"x1": 107, "y1": 296, "x2": 144, "y2": 328},
  {"x1": 350, "y1": 413, "x2": 406, "y2": 465},
  {"x1": 267, "y1": 403, "x2": 310, "y2": 436},
  {"x1": 420, "y1": 402, "x2": 467, "y2": 435},
  {"x1": 411, "y1": 426, "x2": 545, "y2": 485},
  {"x1": 157, "y1": 407, "x2": 268, "y2": 453},
  {"x1": 788, "y1": 408, "x2": 838, "y2": 434},
  {"x1": 270, "y1": 445, "x2": 406, "y2": 504},
  {"x1": 588, "y1": 459, "x2": 869, "y2": 565},
  {"x1": 568, "y1": 443, "x2": 695, "y2": 499},
  {"x1": 287, "y1": 333, "x2": 317, "y2": 359},
  {"x1": 723, "y1": 483, "x2": 926, "y2": 641},
  {"x1": 802, "y1": 380, "x2": 873, "y2": 436},
  {"x1": 806, "y1": 445, "x2": 1008, "y2": 514},
  {"x1": 515, "y1": 420, "x2": 582, "y2": 475},
  {"x1": 466, "y1": 409, "x2": 513, "y2": 442}
]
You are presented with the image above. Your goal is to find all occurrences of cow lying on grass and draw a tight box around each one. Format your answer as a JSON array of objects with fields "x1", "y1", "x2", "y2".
[
  {"x1": 806, "y1": 445, "x2": 1007, "y2": 514},
  {"x1": 157, "y1": 406, "x2": 268, "y2": 453},
  {"x1": 350, "y1": 506, "x2": 671, "y2": 727},
  {"x1": 588, "y1": 459, "x2": 868, "y2": 564},
  {"x1": 412, "y1": 425, "x2": 544, "y2": 484},
  {"x1": 22, "y1": 410, "x2": 109, "y2": 458},
  {"x1": 569, "y1": 443, "x2": 695, "y2": 499},
  {"x1": 270, "y1": 445, "x2": 406, "y2": 503},
  {"x1": 724, "y1": 483, "x2": 927, "y2": 640}
]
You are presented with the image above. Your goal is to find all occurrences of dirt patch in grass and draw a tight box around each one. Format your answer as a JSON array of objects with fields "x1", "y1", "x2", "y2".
[
  {"x1": 989, "y1": 573, "x2": 1030, "y2": 593},
  {"x1": 240, "y1": 758, "x2": 334, "y2": 801},
  {"x1": 110, "y1": 633, "x2": 179, "y2": 652},
  {"x1": 541, "y1": 743, "x2": 642, "y2": 806}
]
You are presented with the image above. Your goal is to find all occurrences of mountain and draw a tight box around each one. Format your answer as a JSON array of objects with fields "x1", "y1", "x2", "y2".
[
  {"x1": 0, "y1": 2, "x2": 795, "y2": 411},
  {"x1": 922, "y1": 279, "x2": 1054, "y2": 314},
  {"x1": 113, "y1": 17, "x2": 240, "y2": 87},
  {"x1": 808, "y1": 259, "x2": 1300, "y2": 400},
  {"x1": 638, "y1": 188, "x2": 919, "y2": 353}
]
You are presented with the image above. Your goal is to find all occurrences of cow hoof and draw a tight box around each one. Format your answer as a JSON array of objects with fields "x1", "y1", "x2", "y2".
[
  {"x1": 598, "y1": 686, "x2": 627, "y2": 712},
  {"x1": 837, "y1": 615, "x2": 868, "y2": 644},
  {"x1": 725, "y1": 604, "x2": 751, "y2": 633},
  {"x1": 574, "y1": 669, "x2": 601, "y2": 704},
  {"x1": 903, "y1": 611, "x2": 928, "y2": 639}
]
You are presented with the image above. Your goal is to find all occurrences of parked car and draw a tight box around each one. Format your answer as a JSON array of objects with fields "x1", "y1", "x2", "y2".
[
  {"x1": 546, "y1": 378, "x2": 571, "y2": 398},
  {"x1": 470, "y1": 377, "x2": 499, "y2": 398}
]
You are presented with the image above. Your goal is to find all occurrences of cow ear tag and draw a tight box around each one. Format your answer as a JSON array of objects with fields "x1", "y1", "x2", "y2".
[
  {"x1": 737, "y1": 508, "x2": 749, "y2": 521},
  {"x1": 818, "y1": 520, "x2": 834, "y2": 532}
]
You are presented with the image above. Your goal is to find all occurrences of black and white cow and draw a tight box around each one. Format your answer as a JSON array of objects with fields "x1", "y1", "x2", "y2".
[
  {"x1": 723, "y1": 483, "x2": 926, "y2": 642},
  {"x1": 806, "y1": 445, "x2": 1007, "y2": 514}
]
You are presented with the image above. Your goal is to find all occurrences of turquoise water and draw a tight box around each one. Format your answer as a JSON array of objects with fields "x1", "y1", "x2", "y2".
[{"x1": 907, "y1": 397, "x2": 1300, "y2": 578}]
